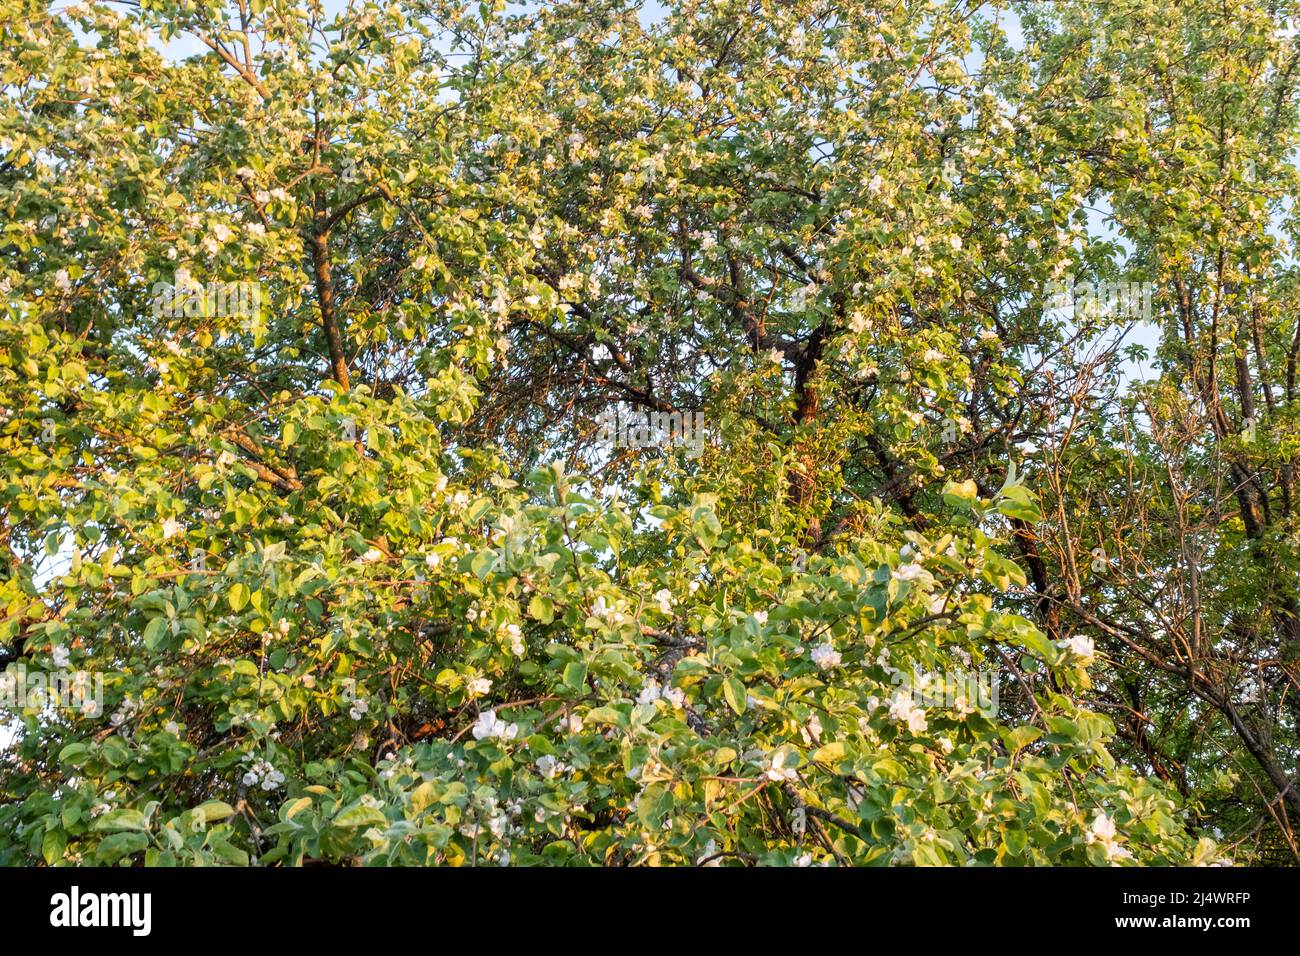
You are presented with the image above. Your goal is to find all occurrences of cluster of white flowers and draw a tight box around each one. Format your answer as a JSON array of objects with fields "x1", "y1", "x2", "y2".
[
  {"x1": 1087, "y1": 813, "x2": 1133, "y2": 862},
  {"x1": 109, "y1": 696, "x2": 137, "y2": 728},
  {"x1": 500, "y1": 622, "x2": 526, "y2": 657},
  {"x1": 888, "y1": 690, "x2": 928, "y2": 734},
  {"x1": 892, "y1": 562, "x2": 929, "y2": 583},
  {"x1": 535, "y1": 754, "x2": 569, "y2": 780},
  {"x1": 242, "y1": 758, "x2": 285, "y2": 791},
  {"x1": 653, "y1": 588, "x2": 675, "y2": 614},
  {"x1": 471, "y1": 709, "x2": 519, "y2": 742},
  {"x1": 50, "y1": 645, "x2": 71, "y2": 668},
  {"x1": 763, "y1": 750, "x2": 799, "y2": 783},
  {"x1": 90, "y1": 790, "x2": 117, "y2": 818},
  {"x1": 810, "y1": 643, "x2": 841, "y2": 671},
  {"x1": 200, "y1": 221, "x2": 234, "y2": 256},
  {"x1": 467, "y1": 676, "x2": 493, "y2": 698},
  {"x1": 636, "y1": 678, "x2": 685, "y2": 709},
  {"x1": 252, "y1": 186, "x2": 291, "y2": 206},
  {"x1": 591, "y1": 596, "x2": 625, "y2": 624}
]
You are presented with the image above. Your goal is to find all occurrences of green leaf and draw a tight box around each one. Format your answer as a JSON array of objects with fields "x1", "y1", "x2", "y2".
[
  {"x1": 722, "y1": 677, "x2": 747, "y2": 714},
  {"x1": 586, "y1": 706, "x2": 626, "y2": 727},
  {"x1": 812, "y1": 741, "x2": 847, "y2": 763},
  {"x1": 95, "y1": 832, "x2": 148, "y2": 865},
  {"x1": 210, "y1": 839, "x2": 250, "y2": 866},
  {"x1": 42, "y1": 828, "x2": 67, "y2": 865},
  {"x1": 1003, "y1": 827, "x2": 1028, "y2": 857},
  {"x1": 228, "y1": 582, "x2": 250, "y2": 612},
  {"x1": 333, "y1": 801, "x2": 389, "y2": 829},
  {"x1": 1003, "y1": 725, "x2": 1043, "y2": 754},
  {"x1": 997, "y1": 485, "x2": 1043, "y2": 523},
  {"x1": 143, "y1": 615, "x2": 168, "y2": 651},
  {"x1": 282, "y1": 797, "x2": 313, "y2": 821},
  {"x1": 636, "y1": 784, "x2": 673, "y2": 827},
  {"x1": 563, "y1": 660, "x2": 587, "y2": 691},
  {"x1": 92, "y1": 809, "x2": 149, "y2": 832},
  {"x1": 410, "y1": 782, "x2": 439, "y2": 815},
  {"x1": 528, "y1": 594, "x2": 555, "y2": 623},
  {"x1": 195, "y1": 801, "x2": 236, "y2": 824}
]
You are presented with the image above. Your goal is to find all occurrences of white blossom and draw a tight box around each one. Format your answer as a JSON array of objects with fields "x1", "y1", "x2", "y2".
[
  {"x1": 810, "y1": 643, "x2": 841, "y2": 671},
  {"x1": 1089, "y1": 813, "x2": 1117, "y2": 842},
  {"x1": 1087, "y1": 813, "x2": 1132, "y2": 862},
  {"x1": 637, "y1": 679, "x2": 662, "y2": 705},
  {"x1": 1061, "y1": 634, "x2": 1096, "y2": 665},
  {"x1": 763, "y1": 750, "x2": 798, "y2": 783},
  {"x1": 471, "y1": 709, "x2": 518, "y2": 742},
  {"x1": 888, "y1": 691, "x2": 928, "y2": 734},
  {"x1": 536, "y1": 754, "x2": 566, "y2": 779},
  {"x1": 242, "y1": 758, "x2": 285, "y2": 791},
  {"x1": 892, "y1": 562, "x2": 928, "y2": 582},
  {"x1": 501, "y1": 622, "x2": 526, "y2": 657}
]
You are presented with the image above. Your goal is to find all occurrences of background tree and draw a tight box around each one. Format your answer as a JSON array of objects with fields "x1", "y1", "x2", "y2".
[{"x1": 0, "y1": 0, "x2": 1276, "y2": 865}]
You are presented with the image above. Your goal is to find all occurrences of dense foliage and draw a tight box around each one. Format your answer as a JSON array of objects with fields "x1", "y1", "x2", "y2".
[{"x1": 2, "y1": 0, "x2": 1295, "y2": 865}]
